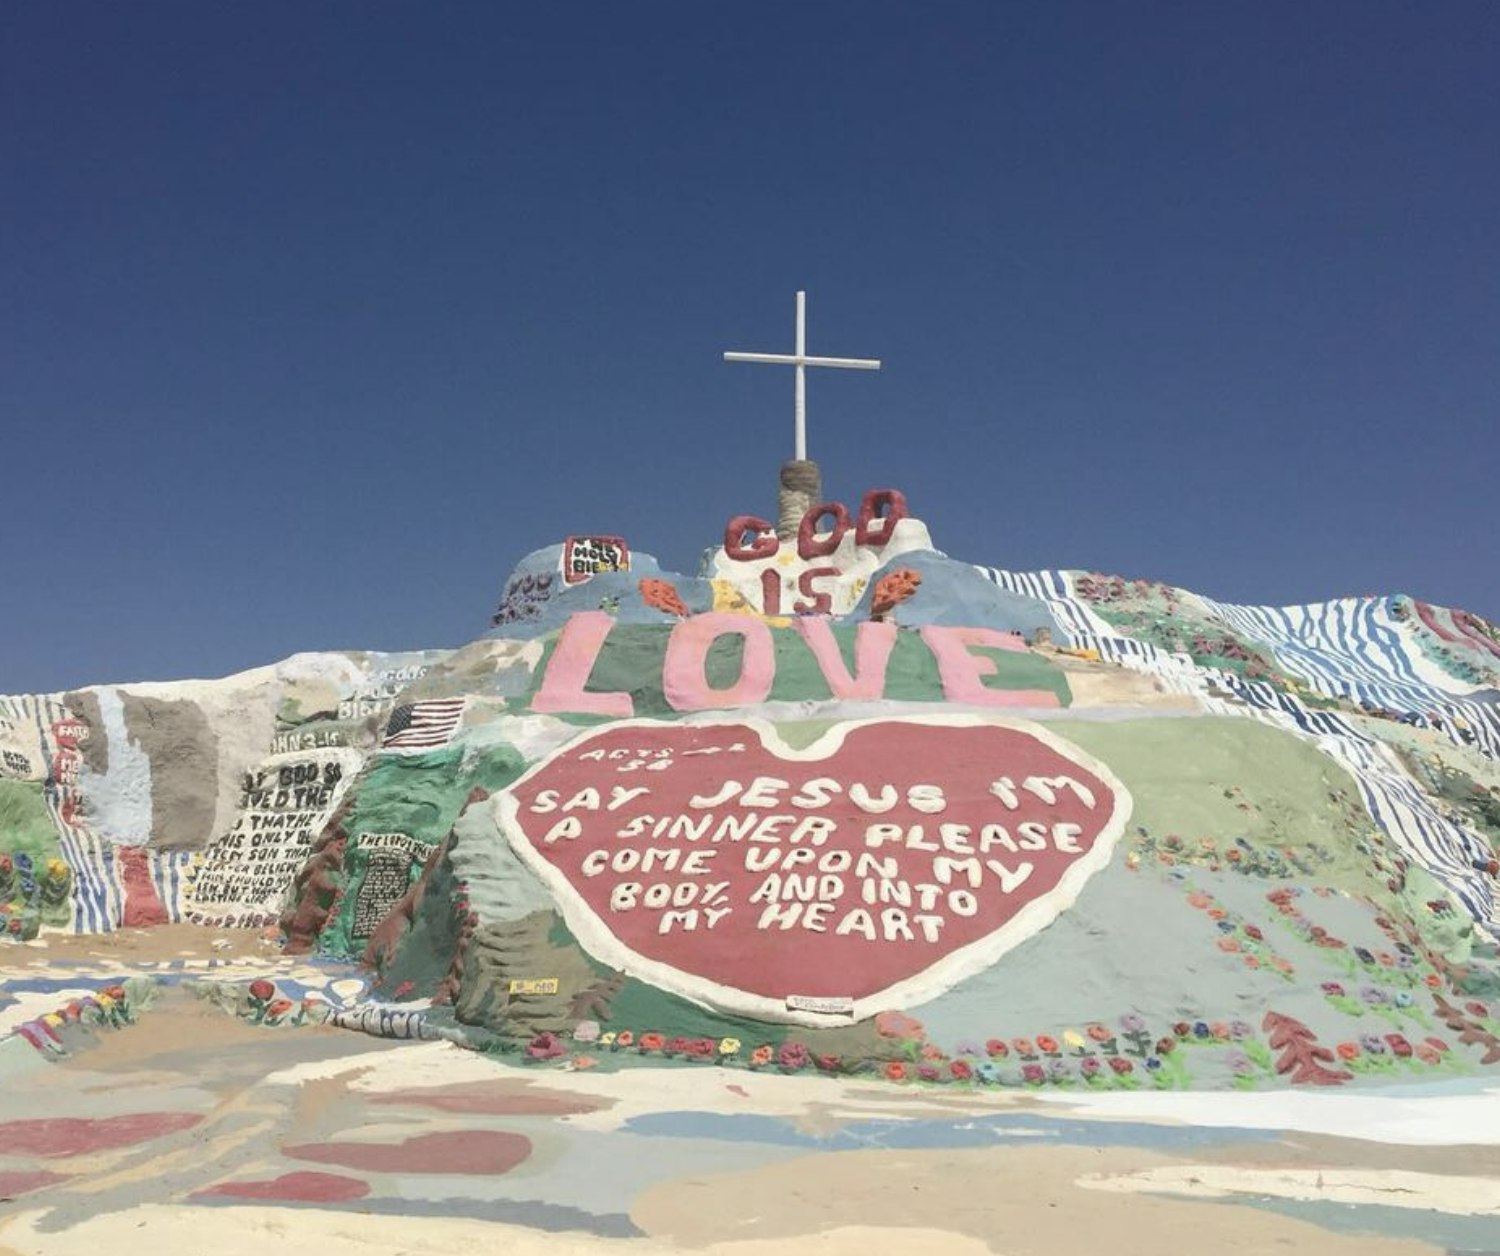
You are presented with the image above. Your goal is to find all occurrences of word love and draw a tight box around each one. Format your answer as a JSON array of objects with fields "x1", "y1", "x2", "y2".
[
  {"x1": 497, "y1": 718, "x2": 1130, "y2": 1022},
  {"x1": 531, "y1": 612, "x2": 1061, "y2": 716}
]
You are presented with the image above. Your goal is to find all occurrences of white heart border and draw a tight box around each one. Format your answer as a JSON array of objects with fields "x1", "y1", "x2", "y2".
[{"x1": 493, "y1": 713, "x2": 1134, "y2": 1027}]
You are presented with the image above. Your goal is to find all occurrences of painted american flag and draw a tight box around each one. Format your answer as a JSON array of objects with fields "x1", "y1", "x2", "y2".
[{"x1": 382, "y1": 698, "x2": 466, "y2": 750}]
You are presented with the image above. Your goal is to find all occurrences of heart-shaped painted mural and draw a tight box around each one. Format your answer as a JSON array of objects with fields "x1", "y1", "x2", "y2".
[{"x1": 495, "y1": 715, "x2": 1131, "y2": 1023}]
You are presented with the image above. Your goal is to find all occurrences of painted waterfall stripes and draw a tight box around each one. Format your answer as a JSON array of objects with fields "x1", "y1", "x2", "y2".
[{"x1": 974, "y1": 567, "x2": 1500, "y2": 934}]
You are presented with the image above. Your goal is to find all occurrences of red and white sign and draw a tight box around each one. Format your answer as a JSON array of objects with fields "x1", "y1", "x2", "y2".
[{"x1": 496, "y1": 716, "x2": 1131, "y2": 1024}]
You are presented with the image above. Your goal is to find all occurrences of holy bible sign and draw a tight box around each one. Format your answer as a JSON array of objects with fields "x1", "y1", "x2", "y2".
[{"x1": 495, "y1": 716, "x2": 1131, "y2": 1024}]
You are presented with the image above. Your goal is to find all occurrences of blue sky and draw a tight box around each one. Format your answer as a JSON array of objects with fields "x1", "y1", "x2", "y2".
[{"x1": 3, "y1": 2, "x2": 1497, "y2": 692}]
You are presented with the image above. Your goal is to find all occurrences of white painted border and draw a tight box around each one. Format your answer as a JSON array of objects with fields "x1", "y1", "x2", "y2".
[{"x1": 493, "y1": 714, "x2": 1133, "y2": 1027}]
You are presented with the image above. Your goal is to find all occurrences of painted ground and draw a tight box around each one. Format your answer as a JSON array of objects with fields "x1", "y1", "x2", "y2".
[{"x1": 5, "y1": 500, "x2": 1500, "y2": 1248}]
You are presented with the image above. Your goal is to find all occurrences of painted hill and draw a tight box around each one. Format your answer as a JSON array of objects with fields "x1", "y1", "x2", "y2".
[{"x1": 5, "y1": 492, "x2": 1500, "y2": 1092}]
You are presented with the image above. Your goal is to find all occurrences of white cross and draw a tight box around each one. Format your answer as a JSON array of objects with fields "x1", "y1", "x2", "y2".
[{"x1": 724, "y1": 291, "x2": 881, "y2": 462}]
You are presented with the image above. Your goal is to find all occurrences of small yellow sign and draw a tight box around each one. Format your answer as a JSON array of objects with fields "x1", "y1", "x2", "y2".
[{"x1": 508, "y1": 978, "x2": 560, "y2": 996}]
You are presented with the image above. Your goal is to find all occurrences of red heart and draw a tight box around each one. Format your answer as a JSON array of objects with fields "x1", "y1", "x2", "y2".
[{"x1": 497, "y1": 717, "x2": 1130, "y2": 1023}]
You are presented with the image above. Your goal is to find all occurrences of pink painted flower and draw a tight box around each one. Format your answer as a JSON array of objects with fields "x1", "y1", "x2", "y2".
[
  {"x1": 1021, "y1": 1064, "x2": 1046, "y2": 1084},
  {"x1": 526, "y1": 1032, "x2": 567, "y2": 1060},
  {"x1": 777, "y1": 1041, "x2": 811, "y2": 1071},
  {"x1": 1108, "y1": 1057, "x2": 1133, "y2": 1075},
  {"x1": 985, "y1": 1038, "x2": 1010, "y2": 1058}
]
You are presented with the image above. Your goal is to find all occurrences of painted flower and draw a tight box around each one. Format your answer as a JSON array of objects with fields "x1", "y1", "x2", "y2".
[
  {"x1": 1086, "y1": 1023, "x2": 1112, "y2": 1043},
  {"x1": 949, "y1": 1060, "x2": 973, "y2": 1081},
  {"x1": 1216, "y1": 920, "x2": 1236, "y2": 934},
  {"x1": 1243, "y1": 925, "x2": 1263, "y2": 941},
  {"x1": 1209, "y1": 1022, "x2": 1231, "y2": 1041},
  {"x1": 1192, "y1": 1022, "x2": 1211, "y2": 1040},
  {"x1": 954, "y1": 1040, "x2": 981, "y2": 1057},
  {"x1": 1354, "y1": 947, "x2": 1375, "y2": 964},
  {"x1": 778, "y1": 1041, "x2": 811, "y2": 1071},
  {"x1": 918, "y1": 1065, "x2": 941, "y2": 1083},
  {"x1": 248, "y1": 979, "x2": 275, "y2": 1002},
  {"x1": 815, "y1": 1053, "x2": 841, "y2": 1072},
  {"x1": 526, "y1": 1032, "x2": 567, "y2": 1060},
  {"x1": 615, "y1": 1030, "x2": 634, "y2": 1048},
  {"x1": 1321, "y1": 982, "x2": 1345, "y2": 996},
  {"x1": 1081, "y1": 1056, "x2": 1102, "y2": 1077},
  {"x1": 1155, "y1": 1037, "x2": 1175, "y2": 1055},
  {"x1": 1216, "y1": 937, "x2": 1241, "y2": 953},
  {"x1": 885, "y1": 1061, "x2": 908, "y2": 1082},
  {"x1": 920, "y1": 1042, "x2": 947, "y2": 1061},
  {"x1": 1062, "y1": 1029, "x2": 1086, "y2": 1051},
  {"x1": 1119, "y1": 1013, "x2": 1146, "y2": 1034},
  {"x1": 750, "y1": 1045, "x2": 773, "y2": 1066},
  {"x1": 639, "y1": 1032, "x2": 666, "y2": 1052},
  {"x1": 1229, "y1": 1021, "x2": 1252, "y2": 1040},
  {"x1": 1226, "y1": 1052, "x2": 1255, "y2": 1076},
  {"x1": 1425, "y1": 974, "x2": 1443, "y2": 988},
  {"x1": 1145, "y1": 1057, "x2": 1162, "y2": 1072},
  {"x1": 573, "y1": 1020, "x2": 601, "y2": 1042},
  {"x1": 1376, "y1": 952, "x2": 1395, "y2": 967},
  {"x1": 1173, "y1": 1022, "x2": 1192, "y2": 1039},
  {"x1": 1207, "y1": 908, "x2": 1227, "y2": 921},
  {"x1": 264, "y1": 998, "x2": 294, "y2": 1020},
  {"x1": 570, "y1": 1054, "x2": 598, "y2": 1071},
  {"x1": 1424, "y1": 1036, "x2": 1451, "y2": 1055},
  {"x1": 1012, "y1": 1038, "x2": 1035, "y2": 1057},
  {"x1": 1187, "y1": 889, "x2": 1210, "y2": 907},
  {"x1": 598, "y1": 1032, "x2": 617, "y2": 1048},
  {"x1": 1394, "y1": 992, "x2": 1413, "y2": 1008},
  {"x1": 1416, "y1": 1044, "x2": 1442, "y2": 1065},
  {"x1": 1108, "y1": 1057, "x2": 1133, "y2": 1075},
  {"x1": 1047, "y1": 1059, "x2": 1070, "y2": 1082},
  {"x1": 100, "y1": 985, "x2": 126, "y2": 1002},
  {"x1": 1359, "y1": 986, "x2": 1388, "y2": 1005},
  {"x1": 1336, "y1": 1041, "x2": 1360, "y2": 1060},
  {"x1": 1465, "y1": 1002, "x2": 1491, "y2": 1020},
  {"x1": 985, "y1": 1038, "x2": 1009, "y2": 1058},
  {"x1": 719, "y1": 1037, "x2": 742, "y2": 1056},
  {"x1": 1359, "y1": 1034, "x2": 1386, "y2": 1055},
  {"x1": 875, "y1": 1010, "x2": 924, "y2": 1040},
  {"x1": 1021, "y1": 1064, "x2": 1046, "y2": 1084},
  {"x1": 1035, "y1": 1035, "x2": 1060, "y2": 1055},
  {"x1": 1385, "y1": 1034, "x2": 1413, "y2": 1058},
  {"x1": 1271, "y1": 957, "x2": 1294, "y2": 974},
  {"x1": 975, "y1": 1062, "x2": 1002, "y2": 1084}
]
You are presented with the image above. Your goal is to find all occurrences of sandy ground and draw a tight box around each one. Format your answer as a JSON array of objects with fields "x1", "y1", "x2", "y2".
[{"x1": 4, "y1": 931, "x2": 1500, "y2": 1256}]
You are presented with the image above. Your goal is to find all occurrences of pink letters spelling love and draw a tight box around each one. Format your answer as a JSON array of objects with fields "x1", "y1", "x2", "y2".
[{"x1": 530, "y1": 612, "x2": 1061, "y2": 717}]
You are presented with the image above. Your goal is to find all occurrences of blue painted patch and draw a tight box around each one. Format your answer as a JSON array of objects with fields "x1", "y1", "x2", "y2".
[{"x1": 620, "y1": 1109, "x2": 1282, "y2": 1152}]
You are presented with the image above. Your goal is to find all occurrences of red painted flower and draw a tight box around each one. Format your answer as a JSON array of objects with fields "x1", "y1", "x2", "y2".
[
  {"x1": 526, "y1": 1031, "x2": 567, "y2": 1060},
  {"x1": 985, "y1": 1038, "x2": 1010, "y2": 1058},
  {"x1": 875, "y1": 1010, "x2": 924, "y2": 1040},
  {"x1": 100, "y1": 985, "x2": 126, "y2": 1002},
  {"x1": 1385, "y1": 1034, "x2": 1413, "y2": 1058},
  {"x1": 778, "y1": 1041, "x2": 811, "y2": 1071},
  {"x1": 1086, "y1": 1023, "x2": 1112, "y2": 1043},
  {"x1": 1155, "y1": 1037, "x2": 1175, "y2": 1055},
  {"x1": 885, "y1": 1061, "x2": 908, "y2": 1082},
  {"x1": 1336, "y1": 1041, "x2": 1359, "y2": 1060},
  {"x1": 815, "y1": 1053, "x2": 841, "y2": 1072},
  {"x1": 1108, "y1": 1057, "x2": 1133, "y2": 1075},
  {"x1": 1424, "y1": 974, "x2": 1443, "y2": 988},
  {"x1": 1012, "y1": 1038, "x2": 1035, "y2": 1057},
  {"x1": 1243, "y1": 925, "x2": 1263, "y2": 941},
  {"x1": 919, "y1": 1042, "x2": 947, "y2": 1061},
  {"x1": 248, "y1": 979, "x2": 275, "y2": 1002},
  {"x1": 639, "y1": 1032, "x2": 666, "y2": 1052},
  {"x1": 1035, "y1": 1035, "x2": 1059, "y2": 1054},
  {"x1": 948, "y1": 1059, "x2": 973, "y2": 1080},
  {"x1": 264, "y1": 998, "x2": 294, "y2": 1020},
  {"x1": 1173, "y1": 1022, "x2": 1191, "y2": 1038},
  {"x1": 750, "y1": 1045, "x2": 773, "y2": 1066},
  {"x1": 615, "y1": 1030, "x2": 634, "y2": 1048},
  {"x1": 1423, "y1": 1036, "x2": 1451, "y2": 1055},
  {"x1": 1465, "y1": 1002, "x2": 1490, "y2": 1020}
]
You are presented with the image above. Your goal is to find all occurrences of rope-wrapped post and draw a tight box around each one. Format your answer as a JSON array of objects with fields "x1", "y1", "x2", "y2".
[{"x1": 777, "y1": 459, "x2": 822, "y2": 539}]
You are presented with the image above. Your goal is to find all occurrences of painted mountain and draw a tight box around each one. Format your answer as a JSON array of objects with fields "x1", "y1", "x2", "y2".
[{"x1": 5, "y1": 491, "x2": 1500, "y2": 1091}]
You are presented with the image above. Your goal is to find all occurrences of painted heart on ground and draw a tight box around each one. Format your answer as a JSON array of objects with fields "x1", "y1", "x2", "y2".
[{"x1": 496, "y1": 715, "x2": 1131, "y2": 1023}]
